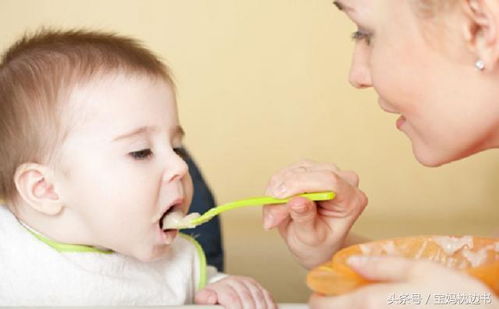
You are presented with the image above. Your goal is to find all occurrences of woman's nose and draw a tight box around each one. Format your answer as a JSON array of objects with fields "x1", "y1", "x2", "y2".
[
  {"x1": 348, "y1": 45, "x2": 372, "y2": 89},
  {"x1": 162, "y1": 151, "x2": 189, "y2": 183}
]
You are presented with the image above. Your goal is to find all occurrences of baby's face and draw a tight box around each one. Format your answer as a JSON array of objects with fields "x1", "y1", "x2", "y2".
[{"x1": 54, "y1": 73, "x2": 193, "y2": 261}]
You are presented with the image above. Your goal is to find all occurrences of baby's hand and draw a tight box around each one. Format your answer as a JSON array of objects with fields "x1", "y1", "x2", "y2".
[
  {"x1": 195, "y1": 275, "x2": 276, "y2": 309},
  {"x1": 263, "y1": 160, "x2": 368, "y2": 269}
]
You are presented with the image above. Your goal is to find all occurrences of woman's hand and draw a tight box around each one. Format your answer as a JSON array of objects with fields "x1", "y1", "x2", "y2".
[
  {"x1": 195, "y1": 275, "x2": 276, "y2": 309},
  {"x1": 310, "y1": 256, "x2": 498, "y2": 308},
  {"x1": 263, "y1": 160, "x2": 368, "y2": 269}
]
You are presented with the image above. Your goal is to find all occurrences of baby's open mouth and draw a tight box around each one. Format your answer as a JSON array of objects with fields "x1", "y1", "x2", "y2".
[
  {"x1": 159, "y1": 207, "x2": 173, "y2": 230},
  {"x1": 159, "y1": 207, "x2": 200, "y2": 230}
]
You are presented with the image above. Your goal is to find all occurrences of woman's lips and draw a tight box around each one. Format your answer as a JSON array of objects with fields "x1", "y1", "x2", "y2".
[{"x1": 396, "y1": 115, "x2": 406, "y2": 130}]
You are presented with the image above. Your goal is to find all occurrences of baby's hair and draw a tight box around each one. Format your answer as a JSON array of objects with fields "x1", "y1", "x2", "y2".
[{"x1": 0, "y1": 29, "x2": 174, "y2": 203}]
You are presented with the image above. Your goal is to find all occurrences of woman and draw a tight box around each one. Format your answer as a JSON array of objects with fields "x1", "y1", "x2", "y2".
[{"x1": 263, "y1": 0, "x2": 499, "y2": 307}]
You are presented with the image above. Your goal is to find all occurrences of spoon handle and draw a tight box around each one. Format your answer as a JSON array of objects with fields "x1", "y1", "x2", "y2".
[{"x1": 190, "y1": 191, "x2": 335, "y2": 226}]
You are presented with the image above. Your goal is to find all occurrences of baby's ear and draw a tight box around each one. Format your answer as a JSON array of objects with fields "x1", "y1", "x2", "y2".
[{"x1": 14, "y1": 163, "x2": 63, "y2": 216}]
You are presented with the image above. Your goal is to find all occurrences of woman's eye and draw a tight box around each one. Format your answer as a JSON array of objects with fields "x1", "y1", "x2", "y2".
[
  {"x1": 173, "y1": 147, "x2": 190, "y2": 160},
  {"x1": 129, "y1": 149, "x2": 153, "y2": 160},
  {"x1": 351, "y1": 30, "x2": 372, "y2": 45}
]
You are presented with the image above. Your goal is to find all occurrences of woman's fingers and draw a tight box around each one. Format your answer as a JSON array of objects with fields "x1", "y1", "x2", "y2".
[
  {"x1": 347, "y1": 256, "x2": 419, "y2": 282},
  {"x1": 336, "y1": 170, "x2": 360, "y2": 187},
  {"x1": 347, "y1": 256, "x2": 462, "y2": 283},
  {"x1": 309, "y1": 257, "x2": 498, "y2": 309},
  {"x1": 267, "y1": 170, "x2": 367, "y2": 217},
  {"x1": 267, "y1": 170, "x2": 341, "y2": 199},
  {"x1": 262, "y1": 203, "x2": 290, "y2": 230},
  {"x1": 285, "y1": 197, "x2": 330, "y2": 245},
  {"x1": 287, "y1": 197, "x2": 317, "y2": 225},
  {"x1": 263, "y1": 160, "x2": 368, "y2": 268},
  {"x1": 262, "y1": 196, "x2": 319, "y2": 232},
  {"x1": 265, "y1": 160, "x2": 340, "y2": 196}
]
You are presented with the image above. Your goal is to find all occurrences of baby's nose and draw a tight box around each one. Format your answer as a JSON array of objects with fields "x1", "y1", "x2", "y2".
[{"x1": 162, "y1": 152, "x2": 189, "y2": 183}]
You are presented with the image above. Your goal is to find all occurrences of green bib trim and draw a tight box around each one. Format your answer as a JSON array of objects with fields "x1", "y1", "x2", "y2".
[
  {"x1": 24, "y1": 226, "x2": 113, "y2": 254},
  {"x1": 22, "y1": 223, "x2": 206, "y2": 288},
  {"x1": 179, "y1": 233, "x2": 207, "y2": 290}
]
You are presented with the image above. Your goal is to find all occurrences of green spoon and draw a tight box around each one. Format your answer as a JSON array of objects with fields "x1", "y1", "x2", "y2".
[{"x1": 162, "y1": 191, "x2": 335, "y2": 230}]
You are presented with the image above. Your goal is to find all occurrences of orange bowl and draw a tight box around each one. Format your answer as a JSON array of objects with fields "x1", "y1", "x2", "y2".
[{"x1": 307, "y1": 235, "x2": 499, "y2": 296}]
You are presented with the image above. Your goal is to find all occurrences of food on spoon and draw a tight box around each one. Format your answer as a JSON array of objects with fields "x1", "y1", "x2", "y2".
[{"x1": 161, "y1": 211, "x2": 201, "y2": 230}]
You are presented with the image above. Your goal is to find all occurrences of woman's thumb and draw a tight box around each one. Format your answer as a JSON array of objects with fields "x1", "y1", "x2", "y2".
[
  {"x1": 288, "y1": 196, "x2": 317, "y2": 230},
  {"x1": 347, "y1": 256, "x2": 424, "y2": 282}
]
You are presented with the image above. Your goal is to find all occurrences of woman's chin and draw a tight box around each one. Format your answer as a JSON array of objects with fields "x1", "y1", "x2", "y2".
[
  {"x1": 412, "y1": 145, "x2": 449, "y2": 167},
  {"x1": 413, "y1": 143, "x2": 477, "y2": 167}
]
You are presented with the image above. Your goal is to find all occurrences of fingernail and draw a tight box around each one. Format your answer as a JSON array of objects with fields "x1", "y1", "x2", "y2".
[
  {"x1": 276, "y1": 183, "x2": 287, "y2": 198},
  {"x1": 291, "y1": 202, "x2": 307, "y2": 214},
  {"x1": 263, "y1": 214, "x2": 274, "y2": 230}
]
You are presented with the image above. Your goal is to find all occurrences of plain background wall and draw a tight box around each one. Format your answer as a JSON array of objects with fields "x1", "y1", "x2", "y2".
[{"x1": 0, "y1": 0, "x2": 497, "y2": 303}]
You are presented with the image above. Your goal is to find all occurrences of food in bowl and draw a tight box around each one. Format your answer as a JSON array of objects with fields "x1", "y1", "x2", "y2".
[{"x1": 307, "y1": 235, "x2": 499, "y2": 296}]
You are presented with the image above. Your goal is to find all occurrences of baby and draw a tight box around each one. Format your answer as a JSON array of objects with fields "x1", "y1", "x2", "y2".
[{"x1": 0, "y1": 29, "x2": 275, "y2": 307}]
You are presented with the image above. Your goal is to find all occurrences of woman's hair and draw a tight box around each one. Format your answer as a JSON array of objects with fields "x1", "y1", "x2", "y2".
[{"x1": 0, "y1": 29, "x2": 174, "y2": 202}]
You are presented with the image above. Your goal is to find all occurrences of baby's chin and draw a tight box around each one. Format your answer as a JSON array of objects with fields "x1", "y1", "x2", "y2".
[
  {"x1": 109, "y1": 237, "x2": 175, "y2": 262},
  {"x1": 103, "y1": 226, "x2": 179, "y2": 261}
]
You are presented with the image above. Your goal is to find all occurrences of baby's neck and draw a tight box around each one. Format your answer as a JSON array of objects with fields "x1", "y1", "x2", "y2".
[
  {"x1": 16, "y1": 212, "x2": 112, "y2": 254},
  {"x1": 11, "y1": 201, "x2": 97, "y2": 249}
]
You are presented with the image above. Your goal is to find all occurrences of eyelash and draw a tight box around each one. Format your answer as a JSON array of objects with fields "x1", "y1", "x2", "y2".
[
  {"x1": 173, "y1": 147, "x2": 190, "y2": 161},
  {"x1": 128, "y1": 147, "x2": 189, "y2": 161},
  {"x1": 129, "y1": 149, "x2": 153, "y2": 160},
  {"x1": 351, "y1": 30, "x2": 372, "y2": 45}
]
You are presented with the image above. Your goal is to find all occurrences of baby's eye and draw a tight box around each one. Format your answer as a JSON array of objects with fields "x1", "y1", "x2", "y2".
[
  {"x1": 173, "y1": 147, "x2": 190, "y2": 160},
  {"x1": 351, "y1": 30, "x2": 372, "y2": 45},
  {"x1": 129, "y1": 149, "x2": 153, "y2": 160}
]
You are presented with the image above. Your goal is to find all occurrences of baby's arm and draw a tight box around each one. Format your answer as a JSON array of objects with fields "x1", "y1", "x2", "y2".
[{"x1": 195, "y1": 271, "x2": 276, "y2": 309}]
